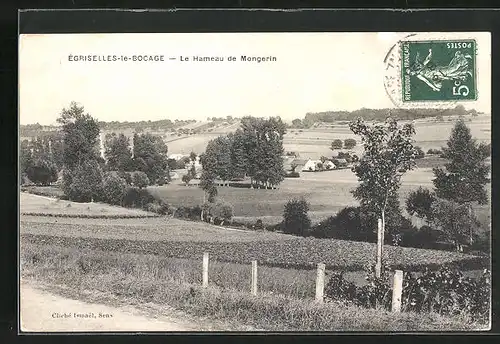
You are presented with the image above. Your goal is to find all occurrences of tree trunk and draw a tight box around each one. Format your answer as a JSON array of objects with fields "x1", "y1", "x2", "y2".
[
  {"x1": 375, "y1": 216, "x2": 383, "y2": 279},
  {"x1": 468, "y1": 203, "x2": 474, "y2": 246}
]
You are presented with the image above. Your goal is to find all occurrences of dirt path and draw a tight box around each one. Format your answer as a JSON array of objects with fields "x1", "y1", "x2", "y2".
[{"x1": 20, "y1": 282, "x2": 214, "y2": 332}]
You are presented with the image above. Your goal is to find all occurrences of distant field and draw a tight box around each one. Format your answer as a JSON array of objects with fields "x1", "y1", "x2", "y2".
[
  {"x1": 161, "y1": 115, "x2": 490, "y2": 160},
  {"x1": 20, "y1": 193, "x2": 157, "y2": 217}
]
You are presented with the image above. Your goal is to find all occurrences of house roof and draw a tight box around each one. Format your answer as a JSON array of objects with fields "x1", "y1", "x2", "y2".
[
  {"x1": 334, "y1": 158, "x2": 348, "y2": 164},
  {"x1": 291, "y1": 159, "x2": 308, "y2": 166}
]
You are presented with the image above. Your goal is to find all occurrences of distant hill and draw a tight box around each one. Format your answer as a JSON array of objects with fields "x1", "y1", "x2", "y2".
[{"x1": 304, "y1": 105, "x2": 479, "y2": 124}]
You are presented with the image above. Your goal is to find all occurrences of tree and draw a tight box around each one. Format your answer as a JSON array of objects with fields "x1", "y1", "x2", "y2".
[
  {"x1": 67, "y1": 159, "x2": 104, "y2": 202},
  {"x1": 331, "y1": 139, "x2": 343, "y2": 150},
  {"x1": 433, "y1": 118, "x2": 490, "y2": 206},
  {"x1": 57, "y1": 102, "x2": 101, "y2": 170},
  {"x1": 132, "y1": 171, "x2": 150, "y2": 189},
  {"x1": 181, "y1": 174, "x2": 192, "y2": 186},
  {"x1": 432, "y1": 118, "x2": 490, "y2": 246},
  {"x1": 213, "y1": 136, "x2": 232, "y2": 185},
  {"x1": 132, "y1": 133, "x2": 170, "y2": 185},
  {"x1": 199, "y1": 142, "x2": 219, "y2": 203},
  {"x1": 20, "y1": 140, "x2": 33, "y2": 176},
  {"x1": 292, "y1": 118, "x2": 302, "y2": 128},
  {"x1": 349, "y1": 117, "x2": 417, "y2": 277},
  {"x1": 229, "y1": 130, "x2": 248, "y2": 180},
  {"x1": 431, "y1": 198, "x2": 480, "y2": 251},
  {"x1": 406, "y1": 187, "x2": 436, "y2": 224},
  {"x1": 283, "y1": 197, "x2": 311, "y2": 236},
  {"x1": 104, "y1": 133, "x2": 133, "y2": 171},
  {"x1": 344, "y1": 138, "x2": 357, "y2": 150}
]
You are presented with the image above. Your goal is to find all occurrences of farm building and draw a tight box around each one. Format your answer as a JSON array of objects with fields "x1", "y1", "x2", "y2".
[
  {"x1": 169, "y1": 171, "x2": 180, "y2": 180},
  {"x1": 285, "y1": 158, "x2": 307, "y2": 172},
  {"x1": 323, "y1": 160, "x2": 336, "y2": 170},
  {"x1": 302, "y1": 159, "x2": 322, "y2": 172}
]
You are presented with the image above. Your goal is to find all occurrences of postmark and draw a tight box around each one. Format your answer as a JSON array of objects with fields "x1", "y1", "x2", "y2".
[{"x1": 401, "y1": 39, "x2": 477, "y2": 102}]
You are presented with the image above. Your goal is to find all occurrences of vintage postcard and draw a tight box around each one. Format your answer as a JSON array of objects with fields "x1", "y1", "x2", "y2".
[{"x1": 19, "y1": 31, "x2": 491, "y2": 332}]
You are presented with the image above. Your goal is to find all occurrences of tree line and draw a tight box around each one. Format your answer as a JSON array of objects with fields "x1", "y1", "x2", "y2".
[
  {"x1": 21, "y1": 102, "x2": 172, "y2": 207},
  {"x1": 288, "y1": 105, "x2": 479, "y2": 129},
  {"x1": 199, "y1": 116, "x2": 287, "y2": 203}
]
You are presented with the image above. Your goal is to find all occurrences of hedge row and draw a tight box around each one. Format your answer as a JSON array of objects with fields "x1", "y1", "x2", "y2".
[{"x1": 20, "y1": 212, "x2": 160, "y2": 219}]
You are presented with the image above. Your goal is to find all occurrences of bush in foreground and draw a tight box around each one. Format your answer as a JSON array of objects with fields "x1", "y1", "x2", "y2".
[{"x1": 325, "y1": 265, "x2": 490, "y2": 320}]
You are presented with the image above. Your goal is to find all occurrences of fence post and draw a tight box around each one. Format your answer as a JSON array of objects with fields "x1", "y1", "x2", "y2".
[
  {"x1": 315, "y1": 263, "x2": 326, "y2": 303},
  {"x1": 392, "y1": 270, "x2": 403, "y2": 313},
  {"x1": 375, "y1": 218, "x2": 383, "y2": 278},
  {"x1": 251, "y1": 260, "x2": 258, "y2": 295},
  {"x1": 202, "y1": 252, "x2": 209, "y2": 288}
]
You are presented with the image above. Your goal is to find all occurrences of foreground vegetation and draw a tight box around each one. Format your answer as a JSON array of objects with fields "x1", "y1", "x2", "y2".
[
  {"x1": 20, "y1": 241, "x2": 488, "y2": 331},
  {"x1": 20, "y1": 224, "x2": 488, "y2": 272}
]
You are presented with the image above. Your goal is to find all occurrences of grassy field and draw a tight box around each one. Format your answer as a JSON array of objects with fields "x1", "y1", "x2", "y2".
[
  {"x1": 20, "y1": 193, "x2": 158, "y2": 218},
  {"x1": 149, "y1": 165, "x2": 491, "y2": 229},
  {"x1": 20, "y1": 241, "x2": 487, "y2": 331}
]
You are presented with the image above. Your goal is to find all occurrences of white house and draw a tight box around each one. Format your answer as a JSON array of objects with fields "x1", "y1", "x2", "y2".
[
  {"x1": 302, "y1": 159, "x2": 322, "y2": 172},
  {"x1": 168, "y1": 153, "x2": 187, "y2": 161}
]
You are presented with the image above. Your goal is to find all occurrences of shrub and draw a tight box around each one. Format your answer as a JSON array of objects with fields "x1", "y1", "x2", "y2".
[
  {"x1": 414, "y1": 146, "x2": 425, "y2": 159},
  {"x1": 102, "y1": 172, "x2": 127, "y2": 205},
  {"x1": 181, "y1": 174, "x2": 192, "y2": 185},
  {"x1": 310, "y1": 207, "x2": 376, "y2": 242},
  {"x1": 427, "y1": 148, "x2": 443, "y2": 155},
  {"x1": 254, "y1": 219, "x2": 264, "y2": 230},
  {"x1": 325, "y1": 266, "x2": 491, "y2": 319},
  {"x1": 116, "y1": 170, "x2": 130, "y2": 185},
  {"x1": 406, "y1": 187, "x2": 436, "y2": 223},
  {"x1": 344, "y1": 138, "x2": 357, "y2": 150},
  {"x1": 174, "y1": 205, "x2": 202, "y2": 220},
  {"x1": 25, "y1": 158, "x2": 58, "y2": 186},
  {"x1": 122, "y1": 186, "x2": 155, "y2": 208},
  {"x1": 132, "y1": 171, "x2": 150, "y2": 189},
  {"x1": 283, "y1": 198, "x2": 311, "y2": 236},
  {"x1": 157, "y1": 175, "x2": 167, "y2": 186},
  {"x1": 285, "y1": 171, "x2": 300, "y2": 178},
  {"x1": 202, "y1": 201, "x2": 234, "y2": 225}
]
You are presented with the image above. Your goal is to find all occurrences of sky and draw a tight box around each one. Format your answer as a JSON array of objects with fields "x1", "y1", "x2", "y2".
[{"x1": 19, "y1": 32, "x2": 491, "y2": 125}]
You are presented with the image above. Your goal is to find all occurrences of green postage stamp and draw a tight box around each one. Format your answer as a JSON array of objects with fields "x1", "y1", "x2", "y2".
[{"x1": 401, "y1": 39, "x2": 477, "y2": 102}]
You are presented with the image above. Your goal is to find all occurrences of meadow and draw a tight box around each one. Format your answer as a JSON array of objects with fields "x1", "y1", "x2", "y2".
[
  {"x1": 150, "y1": 165, "x2": 491, "y2": 229},
  {"x1": 20, "y1": 238, "x2": 488, "y2": 331}
]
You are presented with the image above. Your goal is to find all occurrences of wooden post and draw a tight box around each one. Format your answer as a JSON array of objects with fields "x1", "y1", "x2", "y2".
[
  {"x1": 315, "y1": 263, "x2": 326, "y2": 303},
  {"x1": 391, "y1": 270, "x2": 403, "y2": 313},
  {"x1": 251, "y1": 260, "x2": 258, "y2": 295},
  {"x1": 202, "y1": 252, "x2": 209, "y2": 288},
  {"x1": 375, "y1": 218, "x2": 383, "y2": 278}
]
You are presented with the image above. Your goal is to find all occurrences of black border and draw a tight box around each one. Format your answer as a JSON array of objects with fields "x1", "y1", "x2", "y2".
[{"x1": 2, "y1": 6, "x2": 500, "y2": 343}]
